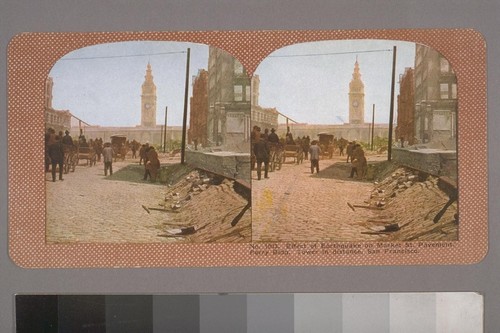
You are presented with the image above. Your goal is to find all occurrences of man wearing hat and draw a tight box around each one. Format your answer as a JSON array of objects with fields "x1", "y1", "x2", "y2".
[
  {"x1": 145, "y1": 146, "x2": 160, "y2": 182},
  {"x1": 48, "y1": 135, "x2": 65, "y2": 182},
  {"x1": 268, "y1": 128, "x2": 279, "y2": 144},
  {"x1": 61, "y1": 130, "x2": 74, "y2": 146},
  {"x1": 102, "y1": 142, "x2": 114, "y2": 176},
  {"x1": 254, "y1": 134, "x2": 270, "y2": 180},
  {"x1": 308, "y1": 140, "x2": 322, "y2": 174}
]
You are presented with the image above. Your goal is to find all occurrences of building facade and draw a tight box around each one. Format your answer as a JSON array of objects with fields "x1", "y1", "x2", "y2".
[
  {"x1": 348, "y1": 59, "x2": 365, "y2": 124},
  {"x1": 188, "y1": 69, "x2": 209, "y2": 146},
  {"x1": 207, "y1": 46, "x2": 251, "y2": 152},
  {"x1": 44, "y1": 77, "x2": 72, "y2": 134},
  {"x1": 77, "y1": 125, "x2": 183, "y2": 144},
  {"x1": 273, "y1": 123, "x2": 389, "y2": 143},
  {"x1": 414, "y1": 44, "x2": 457, "y2": 149},
  {"x1": 396, "y1": 67, "x2": 415, "y2": 145},
  {"x1": 250, "y1": 75, "x2": 279, "y2": 131}
]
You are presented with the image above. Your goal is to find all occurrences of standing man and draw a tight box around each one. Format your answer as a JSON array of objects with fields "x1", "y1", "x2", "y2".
[
  {"x1": 254, "y1": 134, "x2": 270, "y2": 180},
  {"x1": 45, "y1": 128, "x2": 56, "y2": 172},
  {"x1": 61, "y1": 130, "x2": 73, "y2": 146},
  {"x1": 267, "y1": 128, "x2": 279, "y2": 144},
  {"x1": 346, "y1": 141, "x2": 355, "y2": 163},
  {"x1": 145, "y1": 146, "x2": 160, "y2": 182},
  {"x1": 139, "y1": 143, "x2": 149, "y2": 165},
  {"x1": 102, "y1": 142, "x2": 114, "y2": 176},
  {"x1": 351, "y1": 144, "x2": 367, "y2": 179},
  {"x1": 309, "y1": 140, "x2": 321, "y2": 174},
  {"x1": 285, "y1": 126, "x2": 294, "y2": 144},
  {"x1": 263, "y1": 128, "x2": 270, "y2": 141},
  {"x1": 339, "y1": 138, "x2": 346, "y2": 157},
  {"x1": 48, "y1": 135, "x2": 64, "y2": 182},
  {"x1": 251, "y1": 126, "x2": 261, "y2": 171}
]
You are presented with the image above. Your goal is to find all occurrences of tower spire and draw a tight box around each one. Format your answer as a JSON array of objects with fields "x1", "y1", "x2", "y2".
[
  {"x1": 141, "y1": 62, "x2": 157, "y2": 127},
  {"x1": 348, "y1": 57, "x2": 365, "y2": 124}
]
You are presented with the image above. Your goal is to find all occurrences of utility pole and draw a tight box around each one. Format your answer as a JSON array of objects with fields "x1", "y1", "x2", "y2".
[
  {"x1": 160, "y1": 124, "x2": 164, "y2": 151},
  {"x1": 181, "y1": 48, "x2": 190, "y2": 164},
  {"x1": 388, "y1": 46, "x2": 397, "y2": 161},
  {"x1": 371, "y1": 104, "x2": 375, "y2": 151},
  {"x1": 163, "y1": 106, "x2": 167, "y2": 153}
]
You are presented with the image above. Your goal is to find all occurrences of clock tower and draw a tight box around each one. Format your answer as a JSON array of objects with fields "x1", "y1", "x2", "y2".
[
  {"x1": 141, "y1": 62, "x2": 157, "y2": 127},
  {"x1": 348, "y1": 59, "x2": 365, "y2": 124}
]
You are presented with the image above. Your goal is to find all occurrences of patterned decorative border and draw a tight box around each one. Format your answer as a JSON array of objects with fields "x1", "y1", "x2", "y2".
[{"x1": 8, "y1": 29, "x2": 487, "y2": 268}]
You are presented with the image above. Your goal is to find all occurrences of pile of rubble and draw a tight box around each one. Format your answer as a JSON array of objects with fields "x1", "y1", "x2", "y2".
[
  {"x1": 354, "y1": 167, "x2": 458, "y2": 241},
  {"x1": 146, "y1": 168, "x2": 251, "y2": 243}
]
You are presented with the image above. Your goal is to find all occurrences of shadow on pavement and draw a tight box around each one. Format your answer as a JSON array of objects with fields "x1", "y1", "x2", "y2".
[
  {"x1": 105, "y1": 164, "x2": 163, "y2": 185},
  {"x1": 310, "y1": 160, "x2": 393, "y2": 182}
]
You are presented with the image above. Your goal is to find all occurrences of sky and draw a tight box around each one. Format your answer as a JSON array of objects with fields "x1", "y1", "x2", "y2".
[
  {"x1": 255, "y1": 39, "x2": 416, "y2": 125},
  {"x1": 49, "y1": 39, "x2": 416, "y2": 127},
  {"x1": 49, "y1": 41, "x2": 210, "y2": 127}
]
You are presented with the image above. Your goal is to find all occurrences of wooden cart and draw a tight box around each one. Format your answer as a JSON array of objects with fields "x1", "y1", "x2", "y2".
[
  {"x1": 318, "y1": 132, "x2": 335, "y2": 159},
  {"x1": 110, "y1": 135, "x2": 128, "y2": 161},
  {"x1": 282, "y1": 144, "x2": 304, "y2": 164},
  {"x1": 76, "y1": 142, "x2": 96, "y2": 166}
]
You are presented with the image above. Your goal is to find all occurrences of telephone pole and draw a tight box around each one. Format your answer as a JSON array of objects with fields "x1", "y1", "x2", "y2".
[
  {"x1": 181, "y1": 48, "x2": 190, "y2": 164},
  {"x1": 388, "y1": 46, "x2": 397, "y2": 161},
  {"x1": 371, "y1": 104, "x2": 375, "y2": 151},
  {"x1": 163, "y1": 106, "x2": 167, "y2": 153}
]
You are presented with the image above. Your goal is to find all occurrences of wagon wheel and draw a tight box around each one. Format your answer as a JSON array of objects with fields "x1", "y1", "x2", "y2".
[
  {"x1": 74, "y1": 152, "x2": 79, "y2": 168},
  {"x1": 62, "y1": 155, "x2": 69, "y2": 174},
  {"x1": 269, "y1": 151, "x2": 275, "y2": 172},
  {"x1": 275, "y1": 151, "x2": 283, "y2": 170},
  {"x1": 70, "y1": 154, "x2": 77, "y2": 172},
  {"x1": 297, "y1": 151, "x2": 304, "y2": 164}
]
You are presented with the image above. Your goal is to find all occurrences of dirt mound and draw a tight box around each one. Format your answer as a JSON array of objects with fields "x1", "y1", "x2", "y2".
[
  {"x1": 153, "y1": 168, "x2": 251, "y2": 243},
  {"x1": 356, "y1": 166, "x2": 458, "y2": 241}
]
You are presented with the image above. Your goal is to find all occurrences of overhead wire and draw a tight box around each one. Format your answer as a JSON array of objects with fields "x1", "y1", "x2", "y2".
[
  {"x1": 268, "y1": 49, "x2": 392, "y2": 58},
  {"x1": 59, "y1": 51, "x2": 187, "y2": 61}
]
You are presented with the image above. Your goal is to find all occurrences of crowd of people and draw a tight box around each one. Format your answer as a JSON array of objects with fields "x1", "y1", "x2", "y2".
[
  {"x1": 44, "y1": 128, "x2": 162, "y2": 183},
  {"x1": 250, "y1": 125, "x2": 368, "y2": 181},
  {"x1": 251, "y1": 125, "x2": 315, "y2": 181},
  {"x1": 46, "y1": 126, "x2": 368, "y2": 184}
]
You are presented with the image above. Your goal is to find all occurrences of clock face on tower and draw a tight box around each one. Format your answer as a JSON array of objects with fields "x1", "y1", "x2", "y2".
[
  {"x1": 352, "y1": 100, "x2": 359, "y2": 107},
  {"x1": 145, "y1": 103, "x2": 151, "y2": 109}
]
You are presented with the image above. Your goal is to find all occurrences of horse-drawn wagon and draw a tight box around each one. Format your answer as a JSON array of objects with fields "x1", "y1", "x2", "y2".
[
  {"x1": 268, "y1": 143, "x2": 283, "y2": 171},
  {"x1": 110, "y1": 135, "x2": 128, "y2": 161},
  {"x1": 76, "y1": 142, "x2": 96, "y2": 166},
  {"x1": 317, "y1": 132, "x2": 335, "y2": 159},
  {"x1": 62, "y1": 144, "x2": 78, "y2": 173},
  {"x1": 282, "y1": 144, "x2": 304, "y2": 164}
]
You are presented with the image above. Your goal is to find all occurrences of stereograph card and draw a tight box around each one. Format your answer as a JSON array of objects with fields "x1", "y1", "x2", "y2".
[{"x1": 7, "y1": 29, "x2": 487, "y2": 268}]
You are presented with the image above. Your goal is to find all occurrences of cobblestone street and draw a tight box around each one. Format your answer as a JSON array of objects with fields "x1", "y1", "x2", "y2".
[
  {"x1": 46, "y1": 158, "x2": 174, "y2": 243},
  {"x1": 46, "y1": 152, "x2": 456, "y2": 244},
  {"x1": 251, "y1": 154, "x2": 387, "y2": 242}
]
